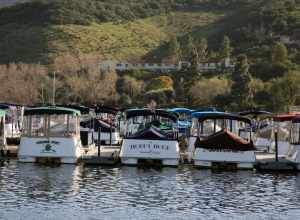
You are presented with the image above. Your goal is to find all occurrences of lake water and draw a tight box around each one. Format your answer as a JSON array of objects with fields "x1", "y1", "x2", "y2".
[{"x1": 1, "y1": 161, "x2": 300, "y2": 220}]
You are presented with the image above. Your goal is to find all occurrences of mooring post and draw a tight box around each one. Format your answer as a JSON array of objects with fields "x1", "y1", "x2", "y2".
[
  {"x1": 98, "y1": 128, "x2": 101, "y2": 157},
  {"x1": 275, "y1": 131, "x2": 278, "y2": 162}
]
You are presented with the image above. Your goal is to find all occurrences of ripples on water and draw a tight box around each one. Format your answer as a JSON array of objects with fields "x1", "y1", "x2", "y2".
[{"x1": 0, "y1": 161, "x2": 300, "y2": 220}]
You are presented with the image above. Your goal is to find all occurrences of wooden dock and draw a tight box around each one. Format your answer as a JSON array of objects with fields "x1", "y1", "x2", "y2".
[{"x1": 82, "y1": 146, "x2": 120, "y2": 165}]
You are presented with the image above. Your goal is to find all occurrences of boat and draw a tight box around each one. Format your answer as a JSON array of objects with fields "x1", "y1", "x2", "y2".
[
  {"x1": 18, "y1": 106, "x2": 87, "y2": 164},
  {"x1": 192, "y1": 112, "x2": 256, "y2": 169},
  {"x1": 80, "y1": 106, "x2": 122, "y2": 165},
  {"x1": 188, "y1": 108, "x2": 217, "y2": 154},
  {"x1": 119, "y1": 108, "x2": 180, "y2": 166},
  {"x1": 239, "y1": 110, "x2": 273, "y2": 152},
  {"x1": 0, "y1": 103, "x2": 24, "y2": 146},
  {"x1": 285, "y1": 116, "x2": 300, "y2": 170},
  {"x1": 0, "y1": 109, "x2": 6, "y2": 159},
  {"x1": 80, "y1": 106, "x2": 122, "y2": 146},
  {"x1": 169, "y1": 108, "x2": 192, "y2": 137}
]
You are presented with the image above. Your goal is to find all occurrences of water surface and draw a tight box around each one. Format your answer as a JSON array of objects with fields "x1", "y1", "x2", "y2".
[{"x1": 0, "y1": 161, "x2": 300, "y2": 220}]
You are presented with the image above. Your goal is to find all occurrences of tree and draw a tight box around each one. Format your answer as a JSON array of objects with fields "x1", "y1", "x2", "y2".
[
  {"x1": 186, "y1": 35, "x2": 196, "y2": 60},
  {"x1": 220, "y1": 35, "x2": 232, "y2": 58},
  {"x1": 197, "y1": 38, "x2": 208, "y2": 61},
  {"x1": 189, "y1": 77, "x2": 231, "y2": 106},
  {"x1": 146, "y1": 76, "x2": 173, "y2": 91},
  {"x1": 231, "y1": 54, "x2": 253, "y2": 110},
  {"x1": 269, "y1": 71, "x2": 300, "y2": 111},
  {"x1": 116, "y1": 76, "x2": 144, "y2": 99},
  {"x1": 271, "y1": 42, "x2": 289, "y2": 64},
  {"x1": 168, "y1": 35, "x2": 181, "y2": 63}
]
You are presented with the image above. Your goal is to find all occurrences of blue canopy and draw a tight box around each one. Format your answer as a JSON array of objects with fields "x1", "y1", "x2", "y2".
[{"x1": 169, "y1": 108, "x2": 192, "y2": 115}]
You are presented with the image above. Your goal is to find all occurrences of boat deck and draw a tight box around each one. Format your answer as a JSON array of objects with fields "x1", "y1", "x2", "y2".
[{"x1": 82, "y1": 146, "x2": 120, "y2": 165}]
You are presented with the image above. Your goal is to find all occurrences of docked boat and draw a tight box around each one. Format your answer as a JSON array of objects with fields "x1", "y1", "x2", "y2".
[
  {"x1": 285, "y1": 116, "x2": 300, "y2": 170},
  {"x1": 169, "y1": 108, "x2": 192, "y2": 137},
  {"x1": 192, "y1": 112, "x2": 256, "y2": 169},
  {"x1": 18, "y1": 106, "x2": 87, "y2": 164},
  {"x1": 239, "y1": 111, "x2": 273, "y2": 152},
  {"x1": 0, "y1": 109, "x2": 6, "y2": 158},
  {"x1": 80, "y1": 106, "x2": 122, "y2": 146},
  {"x1": 0, "y1": 103, "x2": 24, "y2": 146},
  {"x1": 269, "y1": 114, "x2": 299, "y2": 156},
  {"x1": 119, "y1": 108, "x2": 180, "y2": 166}
]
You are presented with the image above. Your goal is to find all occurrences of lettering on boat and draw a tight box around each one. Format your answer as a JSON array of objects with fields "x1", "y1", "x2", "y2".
[
  {"x1": 205, "y1": 148, "x2": 245, "y2": 153},
  {"x1": 129, "y1": 143, "x2": 169, "y2": 154}
]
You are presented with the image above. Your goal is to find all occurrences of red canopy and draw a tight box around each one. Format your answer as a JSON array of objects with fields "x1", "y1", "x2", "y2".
[{"x1": 273, "y1": 113, "x2": 300, "y2": 122}]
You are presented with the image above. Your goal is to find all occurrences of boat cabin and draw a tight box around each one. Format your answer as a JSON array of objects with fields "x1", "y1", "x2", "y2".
[
  {"x1": 119, "y1": 109, "x2": 180, "y2": 166},
  {"x1": 18, "y1": 106, "x2": 83, "y2": 164},
  {"x1": 191, "y1": 112, "x2": 256, "y2": 169}
]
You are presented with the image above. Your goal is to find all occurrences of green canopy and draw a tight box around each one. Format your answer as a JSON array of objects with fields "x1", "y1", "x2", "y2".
[
  {"x1": 0, "y1": 109, "x2": 5, "y2": 118},
  {"x1": 24, "y1": 106, "x2": 81, "y2": 116}
]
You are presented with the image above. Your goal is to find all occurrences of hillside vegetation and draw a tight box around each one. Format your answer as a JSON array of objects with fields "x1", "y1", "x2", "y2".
[
  {"x1": 1, "y1": 0, "x2": 300, "y2": 64},
  {"x1": 0, "y1": 0, "x2": 234, "y2": 63}
]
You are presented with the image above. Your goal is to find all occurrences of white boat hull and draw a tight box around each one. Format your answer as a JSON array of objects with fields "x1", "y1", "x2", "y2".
[
  {"x1": 18, "y1": 137, "x2": 83, "y2": 164},
  {"x1": 193, "y1": 148, "x2": 256, "y2": 169},
  {"x1": 120, "y1": 139, "x2": 180, "y2": 166}
]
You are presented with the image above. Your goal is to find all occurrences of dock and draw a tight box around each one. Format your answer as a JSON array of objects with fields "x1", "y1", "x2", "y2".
[
  {"x1": 255, "y1": 152, "x2": 298, "y2": 171},
  {"x1": 82, "y1": 146, "x2": 120, "y2": 165}
]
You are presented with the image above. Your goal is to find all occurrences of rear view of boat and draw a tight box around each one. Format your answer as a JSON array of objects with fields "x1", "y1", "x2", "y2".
[
  {"x1": 120, "y1": 109, "x2": 180, "y2": 166},
  {"x1": 18, "y1": 106, "x2": 84, "y2": 164},
  {"x1": 192, "y1": 112, "x2": 256, "y2": 170}
]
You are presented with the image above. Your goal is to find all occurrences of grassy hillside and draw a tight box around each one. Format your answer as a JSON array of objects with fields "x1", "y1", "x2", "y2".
[
  {"x1": 0, "y1": 1, "x2": 227, "y2": 63},
  {"x1": 49, "y1": 11, "x2": 226, "y2": 62},
  {"x1": 0, "y1": 0, "x2": 300, "y2": 64}
]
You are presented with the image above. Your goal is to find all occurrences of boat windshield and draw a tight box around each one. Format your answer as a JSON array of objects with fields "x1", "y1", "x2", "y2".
[
  {"x1": 191, "y1": 118, "x2": 251, "y2": 141},
  {"x1": 23, "y1": 114, "x2": 79, "y2": 137},
  {"x1": 125, "y1": 115, "x2": 175, "y2": 136},
  {"x1": 178, "y1": 112, "x2": 191, "y2": 121}
]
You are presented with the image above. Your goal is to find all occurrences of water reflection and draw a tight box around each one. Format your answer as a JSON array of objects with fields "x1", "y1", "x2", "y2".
[{"x1": 0, "y1": 161, "x2": 300, "y2": 219}]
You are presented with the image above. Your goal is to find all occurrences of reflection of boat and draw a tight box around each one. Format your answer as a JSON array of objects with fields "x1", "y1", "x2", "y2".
[
  {"x1": 192, "y1": 112, "x2": 256, "y2": 169},
  {"x1": 19, "y1": 106, "x2": 88, "y2": 164},
  {"x1": 169, "y1": 108, "x2": 192, "y2": 137},
  {"x1": 119, "y1": 109, "x2": 180, "y2": 166}
]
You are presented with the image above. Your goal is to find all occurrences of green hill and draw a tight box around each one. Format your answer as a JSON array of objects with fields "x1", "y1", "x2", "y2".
[{"x1": 0, "y1": 0, "x2": 300, "y2": 64}]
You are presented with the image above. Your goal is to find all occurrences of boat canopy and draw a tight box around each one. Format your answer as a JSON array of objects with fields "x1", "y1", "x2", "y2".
[
  {"x1": 273, "y1": 113, "x2": 300, "y2": 122},
  {"x1": 94, "y1": 106, "x2": 118, "y2": 115},
  {"x1": 125, "y1": 109, "x2": 178, "y2": 122},
  {"x1": 57, "y1": 105, "x2": 90, "y2": 115},
  {"x1": 192, "y1": 107, "x2": 217, "y2": 112},
  {"x1": 169, "y1": 108, "x2": 192, "y2": 115},
  {"x1": 24, "y1": 106, "x2": 81, "y2": 116},
  {"x1": 239, "y1": 110, "x2": 273, "y2": 118},
  {"x1": 192, "y1": 111, "x2": 251, "y2": 124},
  {"x1": 0, "y1": 109, "x2": 6, "y2": 117}
]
